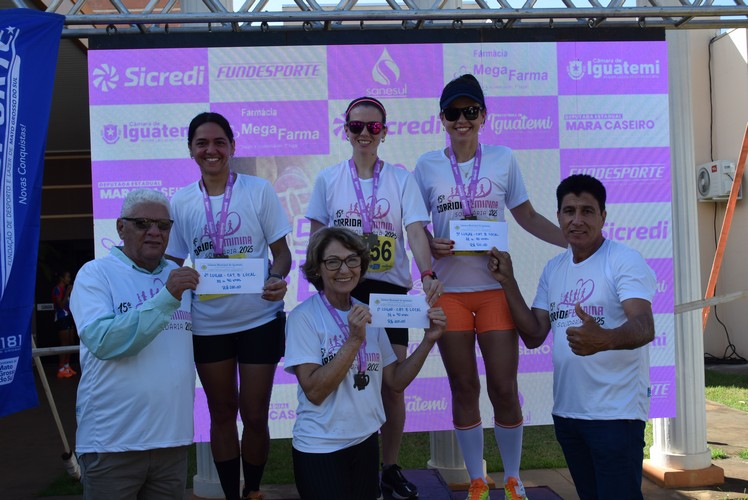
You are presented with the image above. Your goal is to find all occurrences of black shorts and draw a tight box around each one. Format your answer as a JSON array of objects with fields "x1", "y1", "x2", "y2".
[
  {"x1": 351, "y1": 279, "x2": 408, "y2": 347},
  {"x1": 192, "y1": 312, "x2": 285, "y2": 365}
]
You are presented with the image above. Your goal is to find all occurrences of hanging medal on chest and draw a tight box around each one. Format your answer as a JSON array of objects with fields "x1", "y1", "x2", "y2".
[
  {"x1": 319, "y1": 291, "x2": 369, "y2": 392},
  {"x1": 353, "y1": 372, "x2": 370, "y2": 391},
  {"x1": 448, "y1": 145, "x2": 482, "y2": 221},
  {"x1": 349, "y1": 158, "x2": 383, "y2": 251}
]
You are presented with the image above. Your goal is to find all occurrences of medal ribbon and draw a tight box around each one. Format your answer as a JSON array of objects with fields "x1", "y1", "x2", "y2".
[
  {"x1": 348, "y1": 158, "x2": 383, "y2": 234},
  {"x1": 448, "y1": 144, "x2": 482, "y2": 218},
  {"x1": 199, "y1": 171, "x2": 236, "y2": 257},
  {"x1": 319, "y1": 291, "x2": 367, "y2": 374}
]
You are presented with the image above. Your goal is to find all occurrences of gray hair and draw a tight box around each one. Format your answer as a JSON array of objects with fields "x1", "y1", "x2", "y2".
[{"x1": 120, "y1": 189, "x2": 171, "y2": 217}]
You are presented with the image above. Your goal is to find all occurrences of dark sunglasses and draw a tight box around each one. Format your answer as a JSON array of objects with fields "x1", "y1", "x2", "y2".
[
  {"x1": 121, "y1": 217, "x2": 174, "y2": 231},
  {"x1": 346, "y1": 121, "x2": 385, "y2": 135},
  {"x1": 442, "y1": 106, "x2": 483, "y2": 122}
]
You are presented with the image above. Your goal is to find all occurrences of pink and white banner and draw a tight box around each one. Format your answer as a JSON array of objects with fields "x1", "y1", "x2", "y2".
[{"x1": 88, "y1": 39, "x2": 674, "y2": 440}]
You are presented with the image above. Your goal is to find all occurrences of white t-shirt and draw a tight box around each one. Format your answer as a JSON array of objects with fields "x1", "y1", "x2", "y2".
[
  {"x1": 167, "y1": 173, "x2": 292, "y2": 335},
  {"x1": 284, "y1": 294, "x2": 397, "y2": 453},
  {"x1": 532, "y1": 239, "x2": 656, "y2": 421},
  {"x1": 72, "y1": 253, "x2": 195, "y2": 453},
  {"x1": 413, "y1": 144, "x2": 529, "y2": 292},
  {"x1": 306, "y1": 160, "x2": 429, "y2": 289}
]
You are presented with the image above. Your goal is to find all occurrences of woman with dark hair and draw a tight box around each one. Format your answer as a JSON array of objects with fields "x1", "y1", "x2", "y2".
[
  {"x1": 413, "y1": 75, "x2": 566, "y2": 500},
  {"x1": 285, "y1": 227, "x2": 446, "y2": 500},
  {"x1": 166, "y1": 112, "x2": 292, "y2": 500},
  {"x1": 306, "y1": 97, "x2": 442, "y2": 498}
]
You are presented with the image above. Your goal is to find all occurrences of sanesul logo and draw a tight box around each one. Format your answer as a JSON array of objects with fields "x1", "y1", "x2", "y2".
[{"x1": 372, "y1": 48, "x2": 400, "y2": 86}]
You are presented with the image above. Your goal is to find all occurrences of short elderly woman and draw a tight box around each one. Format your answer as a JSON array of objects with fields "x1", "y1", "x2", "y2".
[{"x1": 284, "y1": 227, "x2": 446, "y2": 500}]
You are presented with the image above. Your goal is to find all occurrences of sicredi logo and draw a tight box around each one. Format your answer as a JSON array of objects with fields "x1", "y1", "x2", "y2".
[
  {"x1": 100, "y1": 122, "x2": 188, "y2": 144},
  {"x1": 567, "y1": 58, "x2": 660, "y2": 80},
  {"x1": 367, "y1": 49, "x2": 407, "y2": 97},
  {"x1": 92, "y1": 64, "x2": 119, "y2": 92},
  {"x1": 334, "y1": 114, "x2": 444, "y2": 141},
  {"x1": 91, "y1": 63, "x2": 206, "y2": 92}
]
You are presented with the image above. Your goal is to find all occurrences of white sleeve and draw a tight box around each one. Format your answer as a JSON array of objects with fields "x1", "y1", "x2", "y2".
[
  {"x1": 284, "y1": 304, "x2": 323, "y2": 372},
  {"x1": 259, "y1": 179, "x2": 292, "y2": 245},
  {"x1": 401, "y1": 172, "x2": 430, "y2": 228},
  {"x1": 305, "y1": 170, "x2": 330, "y2": 225}
]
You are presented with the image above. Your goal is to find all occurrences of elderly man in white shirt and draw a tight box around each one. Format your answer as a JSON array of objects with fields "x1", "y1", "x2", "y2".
[{"x1": 71, "y1": 189, "x2": 200, "y2": 500}]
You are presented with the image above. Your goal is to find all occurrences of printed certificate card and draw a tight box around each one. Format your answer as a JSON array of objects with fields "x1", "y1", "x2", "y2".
[
  {"x1": 450, "y1": 220, "x2": 508, "y2": 252},
  {"x1": 369, "y1": 294, "x2": 429, "y2": 329},
  {"x1": 195, "y1": 258, "x2": 264, "y2": 294}
]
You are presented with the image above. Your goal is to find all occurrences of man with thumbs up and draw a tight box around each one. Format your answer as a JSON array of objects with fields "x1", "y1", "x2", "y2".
[{"x1": 488, "y1": 174, "x2": 656, "y2": 500}]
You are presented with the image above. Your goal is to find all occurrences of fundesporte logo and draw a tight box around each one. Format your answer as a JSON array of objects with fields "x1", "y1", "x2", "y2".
[
  {"x1": 372, "y1": 49, "x2": 400, "y2": 85},
  {"x1": 92, "y1": 64, "x2": 119, "y2": 92},
  {"x1": 567, "y1": 60, "x2": 584, "y2": 81}
]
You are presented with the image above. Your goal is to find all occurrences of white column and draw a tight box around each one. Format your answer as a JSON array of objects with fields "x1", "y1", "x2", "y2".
[
  {"x1": 646, "y1": 29, "x2": 712, "y2": 472},
  {"x1": 192, "y1": 442, "x2": 225, "y2": 499}
]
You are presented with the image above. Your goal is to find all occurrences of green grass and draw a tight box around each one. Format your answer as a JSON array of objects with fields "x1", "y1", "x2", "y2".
[
  {"x1": 711, "y1": 447, "x2": 729, "y2": 460},
  {"x1": 705, "y1": 368, "x2": 748, "y2": 411},
  {"x1": 39, "y1": 366, "x2": 748, "y2": 496}
]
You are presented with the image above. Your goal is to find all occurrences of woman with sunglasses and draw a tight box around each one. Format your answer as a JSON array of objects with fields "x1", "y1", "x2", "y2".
[
  {"x1": 413, "y1": 74, "x2": 566, "y2": 500},
  {"x1": 285, "y1": 227, "x2": 446, "y2": 500},
  {"x1": 306, "y1": 97, "x2": 443, "y2": 499},
  {"x1": 166, "y1": 112, "x2": 292, "y2": 500}
]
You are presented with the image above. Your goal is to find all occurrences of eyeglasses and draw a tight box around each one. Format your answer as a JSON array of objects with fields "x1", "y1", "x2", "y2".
[
  {"x1": 322, "y1": 255, "x2": 362, "y2": 271},
  {"x1": 442, "y1": 106, "x2": 483, "y2": 122},
  {"x1": 121, "y1": 217, "x2": 174, "y2": 231},
  {"x1": 346, "y1": 121, "x2": 385, "y2": 135}
]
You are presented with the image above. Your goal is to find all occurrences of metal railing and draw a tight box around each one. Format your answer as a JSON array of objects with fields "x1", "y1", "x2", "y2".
[{"x1": 13, "y1": 0, "x2": 748, "y2": 37}]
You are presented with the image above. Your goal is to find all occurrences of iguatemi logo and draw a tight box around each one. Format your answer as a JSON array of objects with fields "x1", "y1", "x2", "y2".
[
  {"x1": 102, "y1": 124, "x2": 119, "y2": 144},
  {"x1": 91, "y1": 63, "x2": 206, "y2": 92},
  {"x1": 100, "y1": 122, "x2": 188, "y2": 145},
  {"x1": 92, "y1": 64, "x2": 120, "y2": 92},
  {"x1": 567, "y1": 58, "x2": 660, "y2": 80},
  {"x1": 567, "y1": 60, "x2": 584, "y2": 81}
]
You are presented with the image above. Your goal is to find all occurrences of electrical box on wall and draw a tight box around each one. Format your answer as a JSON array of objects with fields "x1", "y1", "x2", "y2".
[{"x1": 696, "y1": 161, "x2": 743, "y2": 202}]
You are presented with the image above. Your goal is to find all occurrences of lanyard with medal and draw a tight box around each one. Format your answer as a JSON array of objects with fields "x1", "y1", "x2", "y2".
[
  {"x1": 319, "y1": 291, "x2": 370, "y2": 391},
  {"x1": 200, "y1": 171, "x2": 236, "y2": 258},
  {"x1": 448, "y1": 144, "x2": 482, "y2": 220},
  {"x1": 348, "y1": 158, "x2": 383, "y2": 250}
]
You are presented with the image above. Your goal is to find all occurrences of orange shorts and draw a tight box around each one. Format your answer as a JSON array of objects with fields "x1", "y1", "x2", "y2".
[{"x1": 436, "y1": 289, "x2": 515, "y2": 333}]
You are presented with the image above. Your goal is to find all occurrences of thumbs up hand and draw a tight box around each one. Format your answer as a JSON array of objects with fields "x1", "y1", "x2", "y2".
[{"x1": 565, "y1": 303, "x2": 608, "y2": 356}]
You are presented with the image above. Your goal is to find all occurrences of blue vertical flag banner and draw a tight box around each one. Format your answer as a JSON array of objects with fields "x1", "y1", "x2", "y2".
[{"x1": 0, "y1": 9, "x2": 64, "y2": 417}]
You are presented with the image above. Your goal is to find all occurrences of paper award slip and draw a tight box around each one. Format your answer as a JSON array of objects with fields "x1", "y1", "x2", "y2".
[
  {"x1": 195, "y1": 258, "x2": 265, "y2": 295},
  {"x1": 450, "y1": 220, "x2": 508, "y2": 252},
  {"x1": 369, "y1": 294, "x2": 429, "y2": 329}
]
